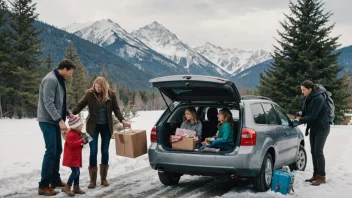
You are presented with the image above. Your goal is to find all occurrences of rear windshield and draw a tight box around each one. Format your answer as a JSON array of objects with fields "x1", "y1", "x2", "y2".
[{"x1": 160, "y1": 87, "x2": 235, "y2": 101}]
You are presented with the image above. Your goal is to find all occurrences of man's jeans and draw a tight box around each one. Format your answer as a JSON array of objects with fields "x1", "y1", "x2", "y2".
[{"x1": 38, "y1": 122, "x2": 63, "y2": 188}]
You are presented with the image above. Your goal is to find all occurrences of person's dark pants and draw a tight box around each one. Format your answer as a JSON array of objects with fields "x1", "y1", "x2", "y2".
[
  {"x1": 89, "y1": 123, "x2": 111, "y2": 167},
  {"x1": 310, "y1": 126, "x2": 330, "y2": 177},
  {"x1": 67, "y1": 167, "x2": 80, "y2": 186},
  {"x1": 38, "y1": 122, "x2": 63, "y2": 188}
]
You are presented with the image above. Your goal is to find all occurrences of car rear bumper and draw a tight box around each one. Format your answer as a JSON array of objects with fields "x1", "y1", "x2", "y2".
[{"x1": 148, "y1": 143, "x2": 261, "y2": 177}]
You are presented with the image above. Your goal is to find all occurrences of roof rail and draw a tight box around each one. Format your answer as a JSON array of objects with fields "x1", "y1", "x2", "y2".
[{"x1": 241, "y1": 95, "x2": 272, "y2": 101}]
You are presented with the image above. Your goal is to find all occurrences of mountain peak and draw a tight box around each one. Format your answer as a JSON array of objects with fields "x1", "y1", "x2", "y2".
[
  {"x1": 132, "y1": 21, "x2": 180, "y2": 46},
  {"x1": 93, "y1": 19, "x2": 122, "y2": 29},
  {"x1": 151, "y1": 21, "x2": 162, "y2": 26},
  {"x1": 143, "y1": 21, "x2": 172, "y2": 34},
  {"x1": 194, "y1": 43, "x2": 271, "y2": 75},
  {"x1": 203, "y1": 42, "x2": 223, "y2": 50}
]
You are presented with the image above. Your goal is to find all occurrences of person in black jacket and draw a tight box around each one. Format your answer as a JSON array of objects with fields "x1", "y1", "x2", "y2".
[{"x1": 297, "y1": 80, "x2": 330, "y2": 186}]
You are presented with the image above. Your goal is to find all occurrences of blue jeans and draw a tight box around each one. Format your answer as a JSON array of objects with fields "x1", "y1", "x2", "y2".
[
  {"x1": 89, "y1": 123, "x2": 111, "y2": 167},
  {"x1": 38, "y1": 122, "x2": 63, "y2": 188},
  {"x1": 67, "y1": 167, "x2": 80, "y2": 186}
]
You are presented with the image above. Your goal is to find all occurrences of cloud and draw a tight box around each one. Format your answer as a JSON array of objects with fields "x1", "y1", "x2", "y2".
[{"x1": 32, "y1": 0, "x2": 352, "y2": 51}]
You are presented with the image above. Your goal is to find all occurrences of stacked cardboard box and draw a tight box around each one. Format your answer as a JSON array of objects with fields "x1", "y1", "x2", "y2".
[
  {"x1": 171, "y1": 128, "x2": 199, "y2": 151},
  {"x1": 114, "y1": 129, "x2": 147, "y2": 158}
]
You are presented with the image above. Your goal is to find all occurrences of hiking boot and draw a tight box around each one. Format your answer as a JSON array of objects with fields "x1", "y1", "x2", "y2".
[
  {"x1": 305, "y1": 173, "x2": 317, "y2": 182},
  {"x1": 311, "y1": 175, "x2": 326, "y2": 186},
  {"x1": 38, "y1": 187, "x2": 57, "y2": 196},
  {"x1": 61, "y1": 185, "x2": 75, "y2": 197}
]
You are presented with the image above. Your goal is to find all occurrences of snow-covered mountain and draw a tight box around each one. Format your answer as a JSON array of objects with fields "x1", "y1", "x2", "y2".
[
  {"x1": 63, "y1": 19, "x2": 187, "y2": 76},
  {"x1": 194, "y1": 42, "x2": 271, "y2": 75},
  {"x1": 131, "y1": 21, "x2": 226, "y2": 77},
  {"x1": 63, "y1": 21, "x2": 94, "y2": 34},
  {"x1": 62, "y1": 19, "x2": 270, "y2": 78}
]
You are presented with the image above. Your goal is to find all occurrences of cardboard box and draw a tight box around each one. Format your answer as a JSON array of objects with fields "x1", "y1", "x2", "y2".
[
  {"x1": 114, "y1": 130, "x2": 147, "y2": 158},
  {"x1": 172, "y1": 137, "x2": 198, "y2": 150},
  {"x1": 175, "y1": 128, "x2": 196, "y2": 137}
]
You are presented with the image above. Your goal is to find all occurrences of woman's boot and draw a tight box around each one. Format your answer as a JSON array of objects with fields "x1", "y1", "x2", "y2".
[
  {"x1": 88, "y1": 167, "x2": 98, "y2": 188},
  {"x1": 100, "y1": 164, "x2": 109, "y2": 186}
]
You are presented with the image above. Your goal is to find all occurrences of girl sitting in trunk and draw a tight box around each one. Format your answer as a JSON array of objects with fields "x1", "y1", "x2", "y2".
[
  {"x1": 200, "y1": 108, "x2": 234, "y2": 151},
  {"x1": 180, "y1": 107, "x2": 202, "y2": 143}
]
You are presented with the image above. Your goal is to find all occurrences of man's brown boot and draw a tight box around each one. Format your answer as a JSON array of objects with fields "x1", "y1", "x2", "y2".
[
  {"x1": 305, "y1": 173, "x2": 317, "y2": 182},
  {"x1": 311, "y1": 175, "x2": 326, "y2": 186},
  {"x1": 50, "y1": 181, "x2": 67, "y2": 189},
  {"x1": 38, "y1": 187, "x2": 57, "y2": 196}
]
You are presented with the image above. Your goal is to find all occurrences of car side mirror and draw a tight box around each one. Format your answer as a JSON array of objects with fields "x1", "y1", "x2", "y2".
[{"x1": 290, "y1": 119, "x2": 299, "y2": 127}]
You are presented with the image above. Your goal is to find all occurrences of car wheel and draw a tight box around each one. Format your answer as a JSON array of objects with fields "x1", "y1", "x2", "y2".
[
  {"x1": 253, "y1": 153, "x2": 273, "y2": 192},
  {"x1": 158, "y1": 171, "x2": 181, "y2": 186},
  {"x1": 290, "y1": 145, "x2": 307, "y2": 171}
]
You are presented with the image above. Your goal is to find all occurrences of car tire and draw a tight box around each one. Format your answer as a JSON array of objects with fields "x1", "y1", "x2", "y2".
[
  {"x1": 253, "y1": 153, "x2": 273, "y2": 192},
  {"x1": 289, "y1": 145, "x2": 307, "y2": 171},
  {"x1": 158, "y1": 171, "x2": 181, "y2": 186}
]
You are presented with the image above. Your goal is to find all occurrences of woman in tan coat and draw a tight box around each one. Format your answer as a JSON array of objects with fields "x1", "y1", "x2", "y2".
[{"x1": 71, "y1": 77, "x2": 131, "y2": 188}]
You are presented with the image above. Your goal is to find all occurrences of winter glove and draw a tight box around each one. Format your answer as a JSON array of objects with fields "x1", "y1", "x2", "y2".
[{"x1": 82, "y1": 136, "x2": 88, "y2": 144}]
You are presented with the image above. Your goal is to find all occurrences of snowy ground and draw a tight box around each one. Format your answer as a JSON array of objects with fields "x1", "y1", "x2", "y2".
[{"x1": 0, "y1": 111, "x2": 352, "y2": 198}]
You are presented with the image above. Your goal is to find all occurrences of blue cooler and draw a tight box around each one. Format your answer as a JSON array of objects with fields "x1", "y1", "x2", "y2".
[{"x1": 271, "y1": 169, "x2": 294, "y2": 195}]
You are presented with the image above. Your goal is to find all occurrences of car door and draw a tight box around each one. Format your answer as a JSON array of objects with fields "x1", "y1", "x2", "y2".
[
  {"x1": 261, "y1": 103, "x2": 288, "y2": 166},
  {"x1": 273, "y1": 104, "x2": 298, "y2": 163}
]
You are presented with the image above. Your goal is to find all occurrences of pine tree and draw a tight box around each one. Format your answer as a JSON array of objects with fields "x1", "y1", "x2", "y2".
[
  {"x1": 43, "y1": 55, "x2": 54, "y2": 69},
  {"x1": 101, "y1": 65, "x2": 113, "y2": 88},
  {"x1": 64, "y1": 41, "x2": 89, "y2": 109},
  {"x1": 258, "y1": 0, "x2": 349, "y2": 123},
  {"x1": 0, "y1": 0, "x2": 11, "y2": 118},
  {"x1": 91, "y1": 72, "x2": 98, "y2": 84},
  {"x1": 8, "y1": 0, "x2": 43, "y2": 118},
  {"x1": 39, "y1": 55, "x2": 53, "y2": 77}
]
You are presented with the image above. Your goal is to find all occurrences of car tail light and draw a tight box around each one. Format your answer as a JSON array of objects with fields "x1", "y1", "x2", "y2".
[
  {"x1": 240, "y1": 128, "x2": 256, "y2": 146},
  {"x1": 151, "y1": 126, "x2": 157, "y2": 142}
]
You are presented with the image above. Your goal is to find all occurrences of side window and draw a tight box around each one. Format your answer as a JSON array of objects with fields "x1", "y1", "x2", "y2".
[
  {"x1": 250, "y1": 103, "x2": 267, "y2": 124},
  {"x1": 230, "y1": 110, "x2": 239, "y2": 120},
  {"x1": 274, "y1": 105, "x2": 290, "y2": 126},
  {"x1": 262, "y1": 103, "x2": 279, "y2": 125}
]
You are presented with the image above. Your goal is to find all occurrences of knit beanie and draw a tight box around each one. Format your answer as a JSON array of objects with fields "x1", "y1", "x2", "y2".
[{"x1": 68, "y1": 116, "x2": 83, "y2": 129}]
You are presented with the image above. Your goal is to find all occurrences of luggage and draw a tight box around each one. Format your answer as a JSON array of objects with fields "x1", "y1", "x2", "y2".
[{"x1": 271, "y1": 169, "x2": 294, "y2": 195}]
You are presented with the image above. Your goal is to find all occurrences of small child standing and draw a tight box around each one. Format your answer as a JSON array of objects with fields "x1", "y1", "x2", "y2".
[{"x1": 62, "y1": 116, "x2": 88, "y2": 196}]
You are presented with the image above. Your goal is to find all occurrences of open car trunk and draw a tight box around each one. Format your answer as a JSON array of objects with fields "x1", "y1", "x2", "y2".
[
  {"x1": 150, "y1": 75, "x2": 242, "y2": 154},
  {"x1": 158, "y1": 104, "x2": 242, "y2": 154},
  {"x1": 150, "y1": 75, "x2": 241, "y2": 104}
]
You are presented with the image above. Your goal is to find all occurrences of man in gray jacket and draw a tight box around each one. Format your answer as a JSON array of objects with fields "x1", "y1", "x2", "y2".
[{"x1": 37, "y1": 59, "x2": 76, "y2": 196}]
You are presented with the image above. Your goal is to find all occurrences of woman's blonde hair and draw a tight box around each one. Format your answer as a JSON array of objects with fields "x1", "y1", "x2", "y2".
[
  {"x1": 183, "y1": 107, "x2": 199, "y2": 126},
  {"x1": 218, "y1": 108, "x2": 234, "y2": 129},
  {"x1": 90, "y1": 77, "x2": 110, "y2": 103}
]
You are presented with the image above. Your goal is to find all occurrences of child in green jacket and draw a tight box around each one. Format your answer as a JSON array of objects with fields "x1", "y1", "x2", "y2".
[{"x1": 200, "y1": 108, "x2": 234, "y2": 151}]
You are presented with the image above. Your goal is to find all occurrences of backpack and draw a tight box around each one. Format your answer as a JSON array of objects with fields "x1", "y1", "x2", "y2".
[{"x1": 323, "y1": 91, "x2": 335, "y2": 124}]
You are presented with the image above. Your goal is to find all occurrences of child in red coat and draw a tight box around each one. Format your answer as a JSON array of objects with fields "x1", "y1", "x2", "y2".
[{"x1": 62, "y1": 116, "x2": 88, "y2": 196}]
